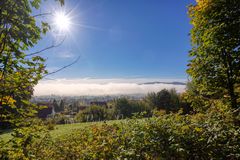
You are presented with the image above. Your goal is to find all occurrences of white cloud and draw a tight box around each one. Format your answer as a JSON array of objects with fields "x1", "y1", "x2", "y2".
[{"x1": 34, "y1": 78, "x2": 186, "y2": 96}]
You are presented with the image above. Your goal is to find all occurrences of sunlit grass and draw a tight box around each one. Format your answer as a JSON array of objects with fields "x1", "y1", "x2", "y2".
[{"x1": 0, "y1": 120, "x2": 124, "y2": 141}]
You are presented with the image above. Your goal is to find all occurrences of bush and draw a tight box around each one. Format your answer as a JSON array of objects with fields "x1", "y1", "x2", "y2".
[
  {"x1": 43, "y1": 118, "x2": 56, "y2": 130},
  {"x1": 0, "y1": 121, "x2": 51, "y2": 159},
  {"x1": 1, "y1": 106, "x2": 239, "y2": 159},
  {"x1": 50, "y1": 110, "x2": 240, "y2": 159}
]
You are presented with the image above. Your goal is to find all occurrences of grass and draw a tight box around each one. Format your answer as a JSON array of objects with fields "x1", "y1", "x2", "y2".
[
  {"x1": 50, "y1": 120, "x2": 123, "y2": 138},
  {"x1": 0, "y1": 129, "x2": 12, "y2": 141},
  {"x1": 0, "y1": 120, "x2": 123, "y2": 141},
  {"x1": 50, "y1": 121, "x2": 98, "y2": 138}
]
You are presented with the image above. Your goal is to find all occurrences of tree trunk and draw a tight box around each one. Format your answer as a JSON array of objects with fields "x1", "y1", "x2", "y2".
[
  {"x1": 222, "y1": 50, "x2": 238, "y2": 109},
  {"x1": 228, "y1": 80, "x2": 237, "y2": 109}
]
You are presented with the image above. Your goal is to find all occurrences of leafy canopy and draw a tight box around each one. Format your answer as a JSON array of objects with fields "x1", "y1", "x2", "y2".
[
  {"x1": 187, "y1": 0, "x2": 240, "y2": 109},
  {"x1": 0, "y1": 0, "x2": 64, "y2": 127}
]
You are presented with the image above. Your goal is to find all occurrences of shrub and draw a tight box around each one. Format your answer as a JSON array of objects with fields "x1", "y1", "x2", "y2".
[{"x1": 1, "y1": 106, "x2": 239, "y2": 159}]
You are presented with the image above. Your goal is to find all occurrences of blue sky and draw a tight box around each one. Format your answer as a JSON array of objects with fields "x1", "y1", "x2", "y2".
[{"x1": 33, "y1": 0, "x2": 194, "y2": 80}]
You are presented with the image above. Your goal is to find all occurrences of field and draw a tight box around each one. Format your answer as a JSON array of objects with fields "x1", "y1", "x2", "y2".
[
  {"x1": 49, "y1": 120, "x2": 122, "y2": 138},
  {"x1": 0, "y1": 120, "x2": 121, "y2": 141}
]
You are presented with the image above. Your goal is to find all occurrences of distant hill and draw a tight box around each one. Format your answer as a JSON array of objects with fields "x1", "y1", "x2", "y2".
[{"x1": 139, "y1": 81, "x2": 186, "y2": 85}]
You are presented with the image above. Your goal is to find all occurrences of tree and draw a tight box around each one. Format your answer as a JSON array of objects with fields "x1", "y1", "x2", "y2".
[
  {"x1": 52, "y1": 99, "x2": 59, "y2": 112},
  {"x1": 59, "y1": 99, "x2": 65, "y2": 112},
  {"x1": 76, "y1": 105, "x2": 108, "y2": 122},
  {"x1": 156, "y1": 89, "x2": 172, "y2": 111},
  {"x1": 144, "y1": 89, "x2": 181, "y2": 112},
  {"x1": 144, "y1": 92, "x2": 158, "y2": 108},
  {"x1": 114, "y1": 98, "x2": 152, "y2": 118},
  {"x1": 169, "y1": 88, "x2": 180, "y2": 111},
  {"x1": 0, "y1": 0, "x2": 64, "y2": 127},
  {"x1": 114, "y1": 98, "x2": 132, "y2": 118},
  {"x1": 188, "y1": 0, "x2": 240, "y2": 110}
]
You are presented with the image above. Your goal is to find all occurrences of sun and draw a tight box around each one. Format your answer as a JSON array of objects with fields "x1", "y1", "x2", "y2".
[{"x1": 53, "y1": 11, "x2": 71, "y2": 32}]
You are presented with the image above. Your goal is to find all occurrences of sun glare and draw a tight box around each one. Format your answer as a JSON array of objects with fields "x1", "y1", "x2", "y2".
[{"x1": 53, "y1": 11, "x2": 71, "y2": 32}]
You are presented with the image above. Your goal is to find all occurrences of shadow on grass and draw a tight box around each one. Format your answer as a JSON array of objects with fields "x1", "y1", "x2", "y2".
[{"x1": 0, "y1": 129, "x2": 12, "y2": 135}]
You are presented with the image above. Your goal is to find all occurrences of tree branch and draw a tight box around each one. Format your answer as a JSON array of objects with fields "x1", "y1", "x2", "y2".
[
  {"x1": 33, "y1": 12, "x2": 52, "y2": 18},
  {"x1": 26, "y1": 37, "x2": 65, "y2": 57},
  {"x1": 43, "y1": 56, "x2": 80, "y2": 78}
]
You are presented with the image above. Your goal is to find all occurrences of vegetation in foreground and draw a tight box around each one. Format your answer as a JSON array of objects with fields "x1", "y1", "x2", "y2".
[{"x1": 1, "y1": 106, "x2": 240, "y2": 159}]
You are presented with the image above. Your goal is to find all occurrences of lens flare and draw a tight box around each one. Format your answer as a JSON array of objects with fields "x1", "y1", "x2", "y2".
[{"x1": 53, "y1": 11, "x2": 71, "y2": 32}]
